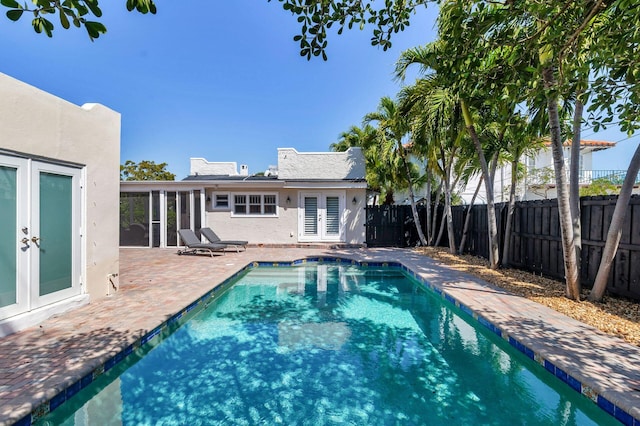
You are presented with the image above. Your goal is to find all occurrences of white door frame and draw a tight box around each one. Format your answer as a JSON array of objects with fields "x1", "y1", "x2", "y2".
[
  {"x1": 0, "y1": 155, "x2": 29, "y2": 319},
  {"x1": 298, "y1": 191, "x2": 345, "y2": 242},
  {"x1": 30, "y1": 161, "x2": 83, "y2": 309},
  {"x1": 0, "y1": 154, "x2": 84, "y2": 321}
]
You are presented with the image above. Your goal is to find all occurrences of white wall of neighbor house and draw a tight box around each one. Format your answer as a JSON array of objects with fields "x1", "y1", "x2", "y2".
[
  {"x1": 0, "y1": 73, "x2": 121, "y2": 306},
  {"x1": 278, "y1": 147, "x2": 366, "y2": 180},
  {"x1": 190, "y1": 158, "x2": 248, "y2": 176}
]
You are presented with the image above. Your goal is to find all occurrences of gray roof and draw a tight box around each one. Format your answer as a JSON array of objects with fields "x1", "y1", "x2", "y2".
[
  {"x1": 181, "y1": 175, "x2": 366, "y2": 182},
  {"x1": 181, "y1": 174, "x2": 278, "y2": 182}
]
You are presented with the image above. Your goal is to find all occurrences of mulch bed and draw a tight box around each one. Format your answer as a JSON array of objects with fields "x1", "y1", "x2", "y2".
[{"x1": 416, "y1": 246, "x2": 640, "y2": 347}]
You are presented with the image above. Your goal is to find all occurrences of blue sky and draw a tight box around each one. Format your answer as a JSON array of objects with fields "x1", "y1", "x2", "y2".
[{"x1": 0, "y1": 1, "x2": 636, "y2": 179}]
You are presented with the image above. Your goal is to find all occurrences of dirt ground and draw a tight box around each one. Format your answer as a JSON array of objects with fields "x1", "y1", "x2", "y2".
[{"x1": 416, "y1": 246, "x2": 640, "y2": 347}]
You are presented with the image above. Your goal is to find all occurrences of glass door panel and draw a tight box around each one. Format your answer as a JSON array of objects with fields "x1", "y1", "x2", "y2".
[
  {"x1": 166, "y1": 192, "x2": 177, "y2": 246},
  {"x1": 300, "y1": 192, "x2": 344, "y2": 242},
  {"x1": 0, "y1": 165, "x2": 18, "y2": 307},
  {"x1": 324, "y1": 196, "x2": 340, "y2": 237},
  {"x1": 303, "y1": 196, "x2": 319, "y2": 237},
  {"x1": 39, "y1": 172, "x2": 73, "y2": 296},
  {"x1": 31, "y1": 162, "x2": 81, "y2": 308},
  {"x1": 0, "y1": 156, "x2": 28, "y2": 319},
  {"x1": 119, "y1": 192, "x2": 150, "y2": 247}
]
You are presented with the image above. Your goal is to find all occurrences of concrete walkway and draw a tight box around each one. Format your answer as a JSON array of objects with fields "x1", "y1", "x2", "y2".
[{"x1": 1, "y1": 247, "x2": 639, "y2": 425}]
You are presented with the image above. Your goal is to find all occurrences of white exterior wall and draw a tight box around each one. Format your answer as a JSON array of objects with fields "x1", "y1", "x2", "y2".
[
  {"x1": 458, "y1": 146, "x2": 600, "y2": 203},
  {"x1": 205, "y1": 187, "x2": 366, "y2": 244},
  {"x1": 205, "y1": 188, "x2": 298, "y2": 244},
  {"x1": 190, "y1": 158, "x2": 240, "y2": 176},
  {"x1": 0, "y1": 73, "x2": 120, "y2": 323},
  {"x1": 343, "y1": 188, "x2": 366, "y2": 244},
  {"x1": 278, "y1": 147, "x2": 365, "y2": 180}
]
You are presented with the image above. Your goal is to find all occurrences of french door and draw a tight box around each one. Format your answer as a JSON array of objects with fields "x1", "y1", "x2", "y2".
[
  {"x1": 299, "y1": 192, "x2": 345, "y2": 242},
  {"x1": 0, "y1": 154, "x2": 82, "y2": 321}
]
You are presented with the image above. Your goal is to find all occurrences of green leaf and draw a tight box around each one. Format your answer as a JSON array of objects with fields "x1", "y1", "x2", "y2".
[
  {"x1": 6, "y1": 9, "x2": 23, "y2": 21},
  {"x1": 84, "y1": 0, "x2": 102, "y2": 17},
  {"x1": 0, "y1": 0, "x2": 19, "y2": 8},
  {"x1": 85, "y1": 20, "x2": 106, "y2": 40},
  {"x1": 59, "y1": 9, "x2": 70, "y2": 29}
]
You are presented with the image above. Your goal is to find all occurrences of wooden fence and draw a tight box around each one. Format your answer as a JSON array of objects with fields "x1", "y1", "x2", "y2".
[{"x1": 365, "y1": 195, "x2": 640, "y2": 300}]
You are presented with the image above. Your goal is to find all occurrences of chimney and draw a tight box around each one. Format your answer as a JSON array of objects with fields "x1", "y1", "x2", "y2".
[{"x1": 240, "y1": 164, "x2": 249, "y2": 176}]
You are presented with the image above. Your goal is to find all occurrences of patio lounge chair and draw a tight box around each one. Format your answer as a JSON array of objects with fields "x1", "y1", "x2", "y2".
[
  {"x1": 177, "y1": 229, "x2": 226, "y2": 257},
  {"x1": 200, "y1": 227, "x2": 248, "y2": 252}
]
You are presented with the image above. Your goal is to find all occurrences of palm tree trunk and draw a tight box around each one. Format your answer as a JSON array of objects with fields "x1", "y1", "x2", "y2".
[
  {"x1": 425, "y1": 168, "x2": 433, "y2": 243},
  {"x1": 461, "y1": 99, "x2": 500, "y2": 269},
  {"x1": 399, "y1": 144, "x2": 428, "y2": 246},
  {"x1": 570, "y1": 93, "x2": 584, "y2": 276},
  {"x1": 459, "y1": 176, "x2": 483, "y2": 255},
  {"x1": 430, "y1": 182, "x2": 443, "y2": 245},
  {"x1": 442, "y1": 176, "x2": 456, "y2": 253},
  {"x1": 502, "y1": 159, "x2": 519, "y2": 267},
  {"x1": 589, "y1": 143, "x2": 640, "y2": 301},
  {"x1": 542, "y1": 66, "x2": 580, "y2": 300},
  {"x1": 435, "y1": 206, "x2": 448, "y2": 247}
]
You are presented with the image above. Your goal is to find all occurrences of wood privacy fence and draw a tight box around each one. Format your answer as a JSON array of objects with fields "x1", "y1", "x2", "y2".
[{"x1": 365, "y1": 195, "x2": 640, "y2": 300}]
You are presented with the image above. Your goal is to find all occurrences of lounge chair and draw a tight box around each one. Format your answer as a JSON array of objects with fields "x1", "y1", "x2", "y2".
[
  {"x1": 177, "y1": 229, "x2": 226, "y2": 257},
  {"x1": 200, "y1": 227, "x2": 248, "y2": 252}
]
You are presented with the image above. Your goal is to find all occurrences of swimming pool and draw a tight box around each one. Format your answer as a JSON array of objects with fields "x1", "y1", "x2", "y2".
[{"x1": 36, "y1": 263, "x2": 618, "y2": 425}]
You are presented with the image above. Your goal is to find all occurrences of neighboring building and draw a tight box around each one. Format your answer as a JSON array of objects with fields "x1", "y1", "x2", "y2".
[
  {"x1": 119, "y1": 147, "x2": 367, "y2": 247},
  {"x1": 458, "y1": 140, "x2": 618, "y2": 203},
  {"x1": 0, "y1": 73, "x2": 121, "y2": 336}
]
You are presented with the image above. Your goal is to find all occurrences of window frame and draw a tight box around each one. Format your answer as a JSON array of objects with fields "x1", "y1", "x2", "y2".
[
  {"x1": 231, "y1": 192, "x2": 279, "y2": 217},
  {"x1": 211, "y1": 192, "x2": 230, "y2": 210}
]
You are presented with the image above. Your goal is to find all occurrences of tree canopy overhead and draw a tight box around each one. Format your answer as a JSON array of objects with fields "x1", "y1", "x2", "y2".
[
  {"x1": 1, "y1": 0, "x2": 156, "y2": 39},
  {"x1": 269, "y1": 0, "x2": 430, "y2": 59}
]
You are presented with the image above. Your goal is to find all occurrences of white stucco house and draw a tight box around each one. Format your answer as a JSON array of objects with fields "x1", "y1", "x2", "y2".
[
  {"x1": 457, "y1": 140, "x2": 618, "y2": 203},
  {"x1": 0, "y1": 73, "x2": 121, "y2": 336},
  {"x1": 119, "y1": 147, "x2": 368, "y2": 248}
]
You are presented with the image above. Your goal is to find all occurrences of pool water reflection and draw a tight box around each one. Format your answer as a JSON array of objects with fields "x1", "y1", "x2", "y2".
[{"x1": 38, "y1": 264, "x2": 617, "y2": 425}]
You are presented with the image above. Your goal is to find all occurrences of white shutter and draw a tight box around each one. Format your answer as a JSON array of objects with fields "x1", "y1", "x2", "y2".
[
  {"x1": 304, "y1": 197, "x2": 318, "y2": 235},
  {"x1": 325, "y1": 196, "x2": 339, "y2": 235}
]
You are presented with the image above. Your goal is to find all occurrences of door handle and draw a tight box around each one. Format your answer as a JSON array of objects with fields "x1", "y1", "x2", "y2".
[{"x1": 31, "y1": 236, "x2": 40, "y2": 245}]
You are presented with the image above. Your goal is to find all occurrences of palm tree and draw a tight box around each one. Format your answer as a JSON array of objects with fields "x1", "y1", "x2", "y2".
[
  {"x1": 501, "y1": 117, "x2": 545, "y2": 267},
  {"x1": 364, "y1": 97, "x2": 428, "y2": 246},
  {"x1": 332, "y1": 124, "x2": 409, "y2": 206},
  {"x1": 399, "y1": 77, "x2": 466, "y2": 253},
  {"x1": 396, "y1": 42, "x2": 501, "y2": 267}
]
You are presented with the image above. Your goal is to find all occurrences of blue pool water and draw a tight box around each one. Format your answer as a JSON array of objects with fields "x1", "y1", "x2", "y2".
[{"x1": 37, "y1": 264, "x2": 617, "y2": 425}]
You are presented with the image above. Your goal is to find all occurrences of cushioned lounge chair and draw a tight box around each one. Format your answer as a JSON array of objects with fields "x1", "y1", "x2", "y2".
[
  {"x1": 200, "y1": 227, "x2": 248, "y2": 252},
  {"x1": 177, "y1": 229, "x2": 226, "y2": 257}
]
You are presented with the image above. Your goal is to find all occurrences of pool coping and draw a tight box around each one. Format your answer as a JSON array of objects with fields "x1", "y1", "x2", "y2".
[{"x1": 7, "y1": 252, "x2": 640, "y2": 425}]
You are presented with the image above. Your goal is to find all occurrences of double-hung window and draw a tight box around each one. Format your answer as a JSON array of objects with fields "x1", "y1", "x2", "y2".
[{"x1": 233, "y1": 193, "x2": 277, "y2": 216}]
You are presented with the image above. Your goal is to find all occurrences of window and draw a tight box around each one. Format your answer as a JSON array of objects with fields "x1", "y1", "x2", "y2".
[
  {"x1": 234, "y1": 195, "x2": 247, "y2": 214},
  {"x1": 213, "y1": 194, "x2": 229, "y2": 209},
  {"x1": 525, "y1": 156, "x2": 536, "y2": 171},
  {"x1": 232, "y1": 193, "x2": 277, "y2": 216},
  {"x1": 264, "y1": 195, "x2": 276, "y2": 214}
]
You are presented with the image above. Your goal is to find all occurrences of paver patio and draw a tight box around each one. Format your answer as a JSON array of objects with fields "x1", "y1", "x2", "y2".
[{"x1": 1, "y1": 247, "x2": 639, "y2": 425}]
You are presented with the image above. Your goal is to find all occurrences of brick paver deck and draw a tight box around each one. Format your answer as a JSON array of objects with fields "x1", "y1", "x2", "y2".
[{"x1": 1, "y1": 247, "x2": 639, "y2": 425}]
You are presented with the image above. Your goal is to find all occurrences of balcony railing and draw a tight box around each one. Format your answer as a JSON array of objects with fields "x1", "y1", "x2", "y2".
[{"x1": 526, "y1": 168, "x2": 640, "y2": 186}]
